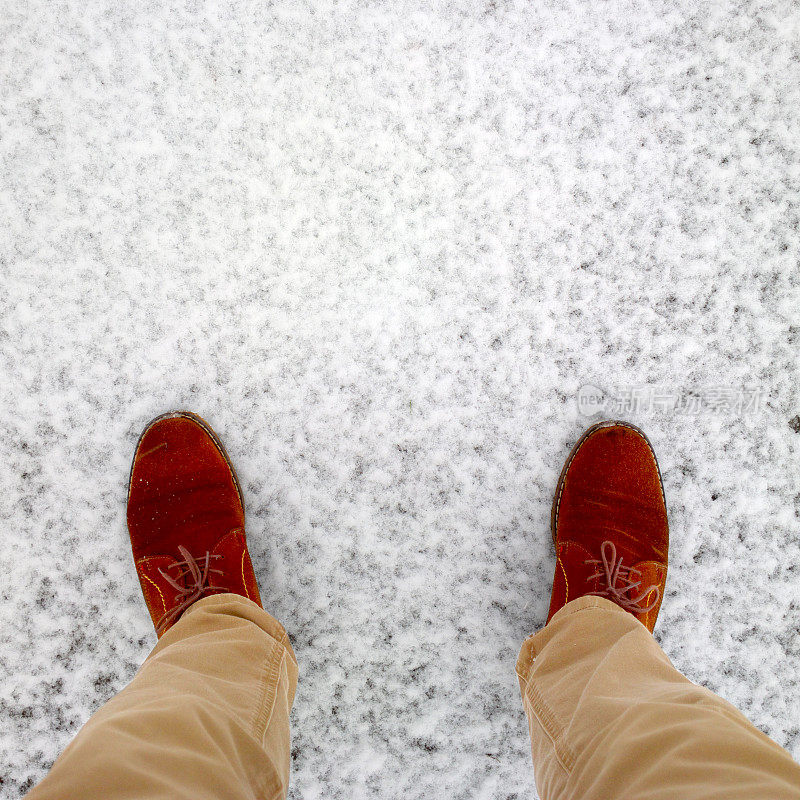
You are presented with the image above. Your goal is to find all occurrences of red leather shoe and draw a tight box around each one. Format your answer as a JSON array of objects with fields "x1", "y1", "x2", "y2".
[
  {"x1": 548, "y1": 420, "x2": 669, "y2": 632},
  {"x1": 127, "y1": 411, "x2": 262, "y2": 637}
]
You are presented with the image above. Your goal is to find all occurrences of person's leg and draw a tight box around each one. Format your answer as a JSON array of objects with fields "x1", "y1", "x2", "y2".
[
  {"x1": 517, "y1": 596, "x2": 800, "y2": 800},
  {"x1": 27, "y1": 593, "x2": 297, "y2": 800},
  {"x1": 27, "y1": 411, "x2": 298, "y2": 799},
  {"x1": 520, "y1": 420, "x2": 800, "y2": 799}
]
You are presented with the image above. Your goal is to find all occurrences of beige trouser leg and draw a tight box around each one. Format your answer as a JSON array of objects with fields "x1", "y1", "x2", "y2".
[
  {"x1": 27, "y1": 594, "x2": 298, "y2": 800},
  {"x1": 516, "y1": 596, "x2": 800, "y2": 800}
]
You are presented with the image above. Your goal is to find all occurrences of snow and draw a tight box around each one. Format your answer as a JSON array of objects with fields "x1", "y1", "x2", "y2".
[{"x1": 2, "y1": 0, "x2": 800, "y2": 797}]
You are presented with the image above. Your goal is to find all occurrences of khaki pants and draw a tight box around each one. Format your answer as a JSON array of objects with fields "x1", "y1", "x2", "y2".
[
  {"x1": 517, "y1": 596, "x2": 800, "y2": 799},
  {"x1": 28, "y1": 594, "x2": 800, "y2": 800},
  {"x1": 27, "y1": 594, "x2": 298, "y2": 800}
]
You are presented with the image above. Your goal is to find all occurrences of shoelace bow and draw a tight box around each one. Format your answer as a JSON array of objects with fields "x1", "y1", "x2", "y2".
[
  {"x1": 155, "y1": 545, "x2": 228, "y2": 634},
  {"x1": 584, "y1": 540, "x2": 660, "y2": 614}
]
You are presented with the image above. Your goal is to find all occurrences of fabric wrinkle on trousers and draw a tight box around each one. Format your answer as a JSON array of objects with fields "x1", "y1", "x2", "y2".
[
  {"x1": 26, "y1": 593, "x2": 298, "y2": 800},
  {"x1": 26, "y1": 591, "x2": 800, "y2": 800},
  {"x1": 516, "y1": 595, "x2": 800, "y2": 800}
]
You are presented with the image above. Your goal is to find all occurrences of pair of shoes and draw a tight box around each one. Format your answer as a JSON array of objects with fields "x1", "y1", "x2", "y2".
[{"x1": 127, "y1": 413, "x2": 668, "y2": 637}]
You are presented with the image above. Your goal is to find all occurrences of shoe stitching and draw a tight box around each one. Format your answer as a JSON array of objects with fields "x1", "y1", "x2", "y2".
[
  {"x1": 557, "y1": 555, "x2": 569, "y2": 604},
  {"x1": 140, "y1": 571, "x2": 167, "y2": 615},
  {"x1": 241, "y1": 547, "x2": 251, "y2": 601},
  {"x1": 641, "y1": 575, "x2": 662, "y2": 629},
  {"x1": 554, "y1": 540, "x2": 595, "y2": 613},
  {"x1": 212, "y1": 528, "x2": 253, "y2": 602}
]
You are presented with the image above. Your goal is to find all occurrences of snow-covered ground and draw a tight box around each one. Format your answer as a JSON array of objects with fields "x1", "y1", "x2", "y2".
[{"x1": 2, "y1": 0, "x2": 800, "y2": 797}]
